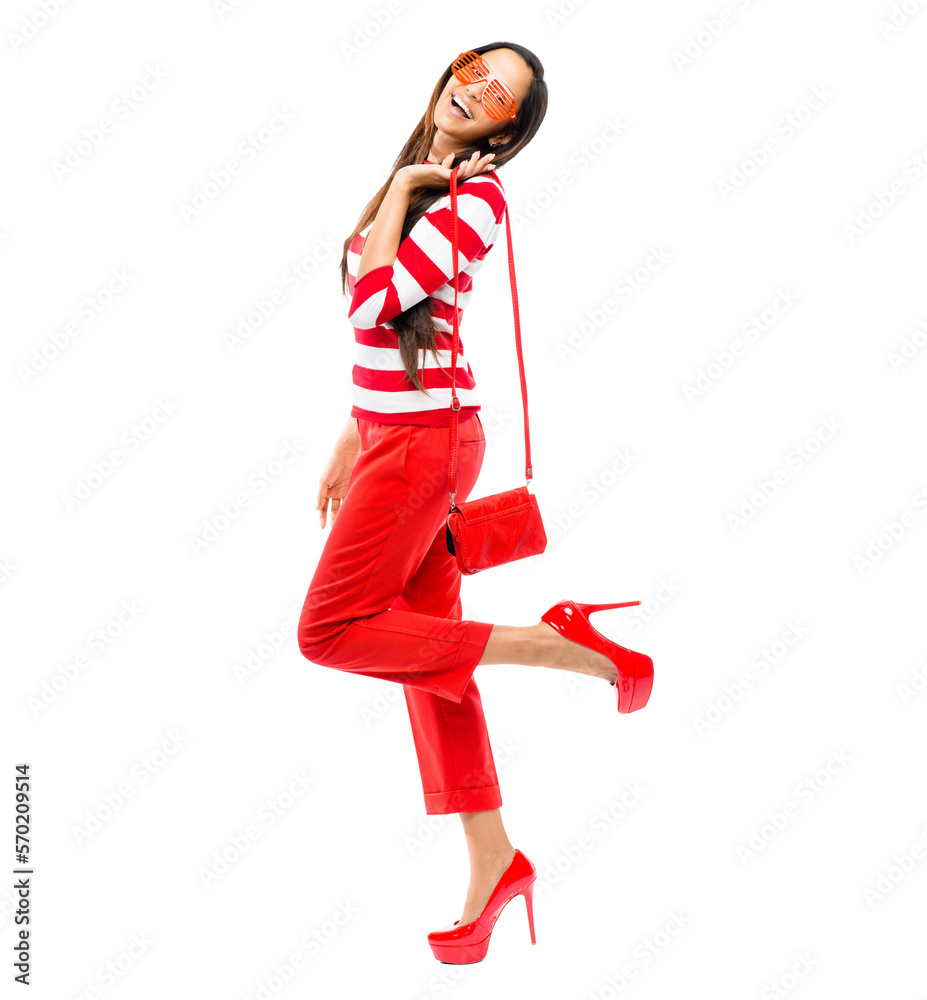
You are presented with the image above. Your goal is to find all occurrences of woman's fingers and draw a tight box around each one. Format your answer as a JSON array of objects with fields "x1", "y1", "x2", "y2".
[
  {"x1": 317, "y1": 492, "x2": 343, "y2": 529},
  {"x1": 456, "y1": 151, "x2": 495, "y2": 180}
]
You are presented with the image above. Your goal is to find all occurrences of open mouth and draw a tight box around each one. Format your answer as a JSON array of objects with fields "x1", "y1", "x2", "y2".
[{"x1": 449, "y1": 92, "x2": 473, "y2": 120}]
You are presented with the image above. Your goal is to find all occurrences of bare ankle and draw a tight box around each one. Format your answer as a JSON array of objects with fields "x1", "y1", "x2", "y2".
[
  {"x1": 536, "y1": 620, "x2": 614, "y2": 681},
  {"x1": 470, "y1": 845, "x2": 515, "y2": 876}
]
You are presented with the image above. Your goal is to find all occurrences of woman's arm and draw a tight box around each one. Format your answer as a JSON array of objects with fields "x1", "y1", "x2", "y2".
[
  {"x1": 333, "y1": 416, "x2": 360, "y2": 455},
  {"x1": 355, "y1": 175, "x2": 414, "y2": 282},
  {"x1": 348, "y1": 155, "x2": 502, "y2": 330}
]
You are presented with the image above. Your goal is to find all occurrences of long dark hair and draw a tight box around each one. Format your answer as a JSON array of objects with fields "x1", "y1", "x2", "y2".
[{"x1": 340, "y1": 42, "x2": 548, "y2": 393}]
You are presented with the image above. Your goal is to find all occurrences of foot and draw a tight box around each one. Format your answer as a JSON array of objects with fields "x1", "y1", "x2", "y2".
[
  {"x1": 533, "y1": 621, "x2": 617, "y2": 684},
  {"x1": 457, "y1": 847, "x2": 517, "y2": 927}
]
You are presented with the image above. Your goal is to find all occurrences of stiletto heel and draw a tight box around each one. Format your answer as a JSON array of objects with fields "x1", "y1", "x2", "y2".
[
  {"x1": 573, "y1": 600, "x2": 641, "y2": 613},
  {"x1": 522, "y1": 878, "x2": 537, "y2": 945},
  {"x1": 427, "y1": 848, "x2": 537, "y2": 963},
  {"x1": 540, "y1": 598, "x2": 654, "y2": 713}
]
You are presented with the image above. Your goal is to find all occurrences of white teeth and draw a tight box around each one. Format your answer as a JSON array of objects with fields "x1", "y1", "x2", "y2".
[{"x1": 451, "y1": 94, "x2": 471, "y2": 119}]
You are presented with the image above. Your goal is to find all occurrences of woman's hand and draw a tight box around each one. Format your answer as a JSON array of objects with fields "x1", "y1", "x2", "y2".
[
  {"x1": 317, "y1": 446, "x2": 359, "y2": 529},
  {"x1": 318, "y1": 415, "x2": 361, "y2": 530},
  {"x1": 395, "y1": 150, "x2": 496, "y2": 192}
]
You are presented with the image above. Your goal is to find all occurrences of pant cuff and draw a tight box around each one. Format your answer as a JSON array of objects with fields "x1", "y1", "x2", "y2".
[
  {"x1": 440, "y1": 619, "x2": 494, "y2": 703},
  {"x1": 424, "y1": 782, "x2": 503, "y2": 815}
]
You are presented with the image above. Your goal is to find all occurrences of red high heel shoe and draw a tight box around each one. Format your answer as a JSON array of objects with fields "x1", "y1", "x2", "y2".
[
  {"x1": 427, "y1": 848, "x2": 537, "y2": 964},
  {"x1": 540, "y1": 600, "x2": 654, "y2": 713}
]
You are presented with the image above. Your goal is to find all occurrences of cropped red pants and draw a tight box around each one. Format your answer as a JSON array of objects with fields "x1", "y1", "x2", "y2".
[{"x1": 297, "y1": 412, "x2": 501, "y2": 815}]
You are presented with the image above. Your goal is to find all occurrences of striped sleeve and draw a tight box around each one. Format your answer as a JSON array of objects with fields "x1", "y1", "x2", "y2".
[{"x1": 348, "y1": 175, "x2": 505, "y2": 328}]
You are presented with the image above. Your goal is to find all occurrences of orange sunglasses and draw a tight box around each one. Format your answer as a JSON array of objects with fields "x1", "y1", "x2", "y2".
[{"x1": 451, "y1": 51, "x2": 518, "y2": 125}]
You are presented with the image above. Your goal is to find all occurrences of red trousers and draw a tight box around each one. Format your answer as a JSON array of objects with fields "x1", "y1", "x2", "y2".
[{"x1": 297, "y1": 412, "x2": 501, "y2": 815}]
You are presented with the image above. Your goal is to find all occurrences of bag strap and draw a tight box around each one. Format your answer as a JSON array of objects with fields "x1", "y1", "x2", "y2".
[{"x1": 447, "y1": 165, "x2": 533, "y2": 509}]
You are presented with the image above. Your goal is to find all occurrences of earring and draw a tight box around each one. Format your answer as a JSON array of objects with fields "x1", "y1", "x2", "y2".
[{"x1": 489, "y1": 142, "x2": 497, "y2": 147}]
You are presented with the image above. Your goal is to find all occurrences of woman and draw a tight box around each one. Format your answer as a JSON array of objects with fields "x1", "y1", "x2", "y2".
[{"x1": 297, "y1": 42, "x2": 654, "y2": 964}]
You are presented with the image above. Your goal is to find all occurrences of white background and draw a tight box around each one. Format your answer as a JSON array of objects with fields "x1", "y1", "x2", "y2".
[{"x1": 4, "y1": 1, "x2": 926, "y2": 997}]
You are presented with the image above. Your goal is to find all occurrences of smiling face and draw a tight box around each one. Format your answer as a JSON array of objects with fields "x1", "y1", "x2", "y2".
[{"x1": 433, "y1": 48, "x2": 534, "y2": 151}]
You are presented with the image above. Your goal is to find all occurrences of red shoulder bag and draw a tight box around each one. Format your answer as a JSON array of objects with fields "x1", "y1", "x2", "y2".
[{"x1": 444, "y1": 165, "x2": 548, "y2": 575}]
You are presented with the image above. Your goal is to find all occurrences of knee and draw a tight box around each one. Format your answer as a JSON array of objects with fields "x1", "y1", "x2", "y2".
[
  {"x1": 297, "y1": 592, "x2": 336, "y2": 665},
  {"x1": 297, "y1": 611, "x2": 352, "y2": 667},
  {"x1": 297, "y1": 592, "x2": 372, "y2": 666},
  {"x1": 297, "y1": 621, "x2": 331, "y2": 665}
]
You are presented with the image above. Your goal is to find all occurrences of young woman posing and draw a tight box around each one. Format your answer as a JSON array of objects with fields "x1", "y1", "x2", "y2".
[{"x1": 298, "y1": 42, "x2": 653, "y2": 964}]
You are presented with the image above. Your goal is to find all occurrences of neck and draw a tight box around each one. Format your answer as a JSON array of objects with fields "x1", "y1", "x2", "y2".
[{"x1": 427, "y1": 131, "x2": 461, "y2": 163}]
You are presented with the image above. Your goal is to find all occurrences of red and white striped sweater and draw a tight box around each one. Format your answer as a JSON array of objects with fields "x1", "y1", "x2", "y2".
[{"x1": 346, "y1": 159, "x2": 506, "y2": 426}]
